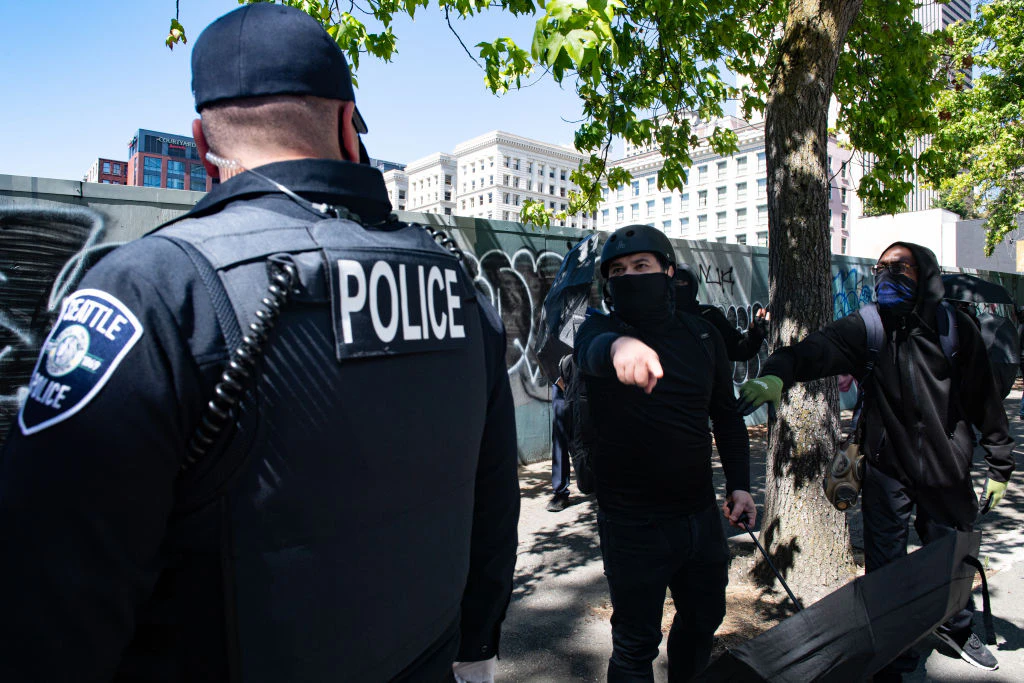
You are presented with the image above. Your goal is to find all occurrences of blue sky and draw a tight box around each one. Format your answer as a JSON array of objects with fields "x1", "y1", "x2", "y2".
[{"x1": 0, "y1": 1, "x2": 589, "y2": 181}]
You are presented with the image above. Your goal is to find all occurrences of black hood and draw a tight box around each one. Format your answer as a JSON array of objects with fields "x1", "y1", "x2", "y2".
[{"x1": 881, "y1": 241, "x2": 944, "y2": 330}]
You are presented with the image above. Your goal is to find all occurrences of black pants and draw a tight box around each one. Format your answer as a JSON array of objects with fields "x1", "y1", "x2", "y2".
[
  {"x1": 597, "y1": 502, "x2": 729, "y2": 682},
  {"x1": 551, "y1": 384, "x2": 572, "y2": 496},
  {"x1": 862, "y1": 462, "x2": 976, "y2": 675}
]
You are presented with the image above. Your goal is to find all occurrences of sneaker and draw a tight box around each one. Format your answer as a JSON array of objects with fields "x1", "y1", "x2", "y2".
[
  {"x1": 933, "y1": 630, "x2": 998, "y2": 671},
  {"x1": 546, "y1": 494, "x2": 571, "y2": 512}
]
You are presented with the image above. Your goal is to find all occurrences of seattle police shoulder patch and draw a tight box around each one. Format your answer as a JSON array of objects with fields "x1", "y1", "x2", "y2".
[{"x1": 19, "y1": 288, "x2": 143, "y2": 436}]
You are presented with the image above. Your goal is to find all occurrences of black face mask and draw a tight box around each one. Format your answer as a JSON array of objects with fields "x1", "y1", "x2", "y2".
[
  {"x1": 609, "y1": 273, "x2": 674, "y2": 328},
  {"x1": 674, "y1": 275, "x2": 699, "y2": 314}
]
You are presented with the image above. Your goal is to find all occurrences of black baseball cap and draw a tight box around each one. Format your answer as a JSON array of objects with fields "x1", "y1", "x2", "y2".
[{"x1": 191, "y1": 3, "x2": 367, "y2": 134}]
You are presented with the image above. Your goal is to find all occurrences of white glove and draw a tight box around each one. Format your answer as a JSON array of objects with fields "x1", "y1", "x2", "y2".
[{"x1": 452, "y1": 656, "x2": 496, "y2": 683}]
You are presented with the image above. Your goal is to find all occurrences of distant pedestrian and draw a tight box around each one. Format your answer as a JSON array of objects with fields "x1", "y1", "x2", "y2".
[
  {"x1": 674, "y1": 264, "x2": 768, "y2": 362},
  {"x1": 548, "y1": 355, "x2": 574, "y2": 511}
]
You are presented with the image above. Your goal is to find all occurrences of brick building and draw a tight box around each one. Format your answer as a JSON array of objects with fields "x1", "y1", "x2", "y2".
[{"x1": 126, "y1": 129, "x2": 214, "y2": 192}]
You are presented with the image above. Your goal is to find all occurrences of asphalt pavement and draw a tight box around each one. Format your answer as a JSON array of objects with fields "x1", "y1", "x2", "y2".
[{"x1": 498, "y1": 389, "x2": 1024, "y2": 682}]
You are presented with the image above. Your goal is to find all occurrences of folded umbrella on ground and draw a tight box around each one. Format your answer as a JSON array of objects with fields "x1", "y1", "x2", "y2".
[{"x1": 696, "y1": 530, "x2": 983, "y2": 682}]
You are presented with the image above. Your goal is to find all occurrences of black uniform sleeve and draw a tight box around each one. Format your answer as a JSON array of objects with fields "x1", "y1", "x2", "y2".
[
  {"x1": 700, "y1": 306, "x2": 764, "y2": 362},
  {"x1": 0, "y1": 240, "x2": 213, "y2": 681},
  {"x1": 956, "y1": 310, "x2": 1015, "y2": 483},
  {"x1": 704, "y1": 324, "x2": 751, "y2": 494},
  {"x1": 574, "y1": 313, "x2": 620, "y2": 377},
  {"x1": 457, "y1": 297, "x2": 520, "y2": 661},
  {"x1": 761, "y1": 313, "x2": 868, "y2": 388}
]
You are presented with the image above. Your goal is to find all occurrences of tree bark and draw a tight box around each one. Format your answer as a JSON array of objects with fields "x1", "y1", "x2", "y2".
[{"x1": 761, "y1": 0, "x2": 863, "y2": 603}]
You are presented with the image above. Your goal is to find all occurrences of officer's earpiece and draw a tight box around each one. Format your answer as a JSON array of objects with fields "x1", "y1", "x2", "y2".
[{"x1": 206, "y1": 151, "x2": 243, "y2": 174}]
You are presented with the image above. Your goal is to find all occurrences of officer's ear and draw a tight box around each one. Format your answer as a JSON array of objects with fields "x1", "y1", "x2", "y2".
[
  {"x1": 667, "y1": 264, "x2": 675, "y2": 278},
  {"x1": 338, "y1": 101, "x2": 360, "y2": 163},
  {"x1": 193, "y1": 119, "x2": 219, "y2": 179}
]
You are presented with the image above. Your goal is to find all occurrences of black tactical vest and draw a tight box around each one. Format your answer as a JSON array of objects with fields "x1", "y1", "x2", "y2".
[{"x1": 116, "y1": 203, "x2": 489, "y2": 682}]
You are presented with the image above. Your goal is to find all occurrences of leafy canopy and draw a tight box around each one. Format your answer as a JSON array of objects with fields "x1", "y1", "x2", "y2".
[
  {"x1": 169, "y1": 0, "x2": 940, "y2": 228},
  {"x1": 924, "y1": 0, "x2": 1024, "y2": 255}
]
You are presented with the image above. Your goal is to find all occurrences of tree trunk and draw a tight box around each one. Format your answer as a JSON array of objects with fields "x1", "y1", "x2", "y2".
[{"x1": 761, "y1": 0, "x2": 863, "y2": 604}]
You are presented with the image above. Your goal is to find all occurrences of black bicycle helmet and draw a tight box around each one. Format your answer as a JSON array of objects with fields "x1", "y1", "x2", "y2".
[{"x1": 599, "y1": 224, "x2": 676, "y2": 278}]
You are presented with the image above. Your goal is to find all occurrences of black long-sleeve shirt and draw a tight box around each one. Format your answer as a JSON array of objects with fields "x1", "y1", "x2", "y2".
[{"x1": 575, "y1": 311, "x2": 750, "y2": 515}]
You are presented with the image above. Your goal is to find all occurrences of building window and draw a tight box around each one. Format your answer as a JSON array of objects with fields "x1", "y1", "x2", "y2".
[
  {"x1": 142, "y1": 156, "x2": 162, "y2": 187},
  {"x1": 736, "y1": 208, "x2": 747, "y2": 228},
  {"x1": 560, "y1": 187, "x2": 566, "y2": 197},
  {"x1": 681, "y1": 193, "x2": 690, "y2": 211},
  {"x1": 616, "y1": 206, "x2": 624, "y2": 222},
  {"x1": 697, "y1": 190, "x2": 707, "y2": 209},
  {"x1": 757, "y1": 205, "x2": 768, "y2": 227},
  {"x1": 698, "y1": 215, "x2": 708, "y2": 233},
  {"x1": 756, "y1": 230, "x2": 768, "y2": 248},
  {"x1": 663, "y1": 196, "x2": 672, "y2": 213},
  {"x1": 527, "y1": 162, "x2": 534, "y2": 174},
  {"x1": 602, "y1": 209, "x2": 610, "y2": 225},
  {"x1": 513, "y1": 177, "x2": 519, "y2": 188},
  {"x1": 647, "y1": 176, "x2": 656, "y2": 194},
  {"x1": 717, "y1": 161, "x2": 727, "y2": 180},
  {"x1": 716, "y1": 211, "x2": 727, "y2": 231},
  {"x1": 841, "y1": 236, "x2": 848, "y2": 254},
  {"x1": 560, "y1": 170, "x2": 567, "y2": 181},
  {"x1": 102, "y1": 161, "x2": 111, "y2": 174},
  {"x1": 697, "y1": 165, "x2": 708, "y2": 184},
  {"x1": 716, "y1": 186, "x2": 727, "y2": 205},
  {"x1": 514, "y1": 194, "x2": 521, "y2": 206},
  {"x1": 757, "y1": 152, "x2": 766, "y2": 172},
  {"x1": 444, "y1": 191, "x2": 451, "y2": 201},
  {"x1": 632, "y1": 180, "x2": 641, "y2": 197},
  {"x1": 399, "y1": 189, "x2": 406, "y2": 200},
  {"x1": 101, "y1": 179, "x2": 111, "y2": 184},
  {"x1": 841, "y1": 188, "x2": 848, "y2": 204},
  {"x1": 679, "y1": 217, "x2": 689, "y2": 231},
  {"x1": 716, "y1": 236, "x2": 727, "y2": 243},
  {"x1": 663, "y1": 220, "x2": 672, "y2": 230},
  {"x1": 503, "y1": 192, "x2": 510, "y2": 203},
  {"x1": 737, "y1": 234, "x2": 747, "y2": 246},
  {"x1": 736, "y1": 182, "x2": 747, "y2": 201},
  {"x1": 736, "y1": 155, "x2": 748, "y2": 174},
  {"x1": 616, "y1": 187, "x2": 624, "y2": 200},
  {"x1": 113, "y1": 163, "x2": 121, "y2": 175},
  {"x1": 630, "y1": 203, "x2": 640, "y2": 219},
  {"x1": 166, "y1": 160, "x2": 185, "y2": 189},
  {"x1": 444, "y1": 207, "x2": 452, "y2": 215},
  {"x1": 445, "y1": 174, "x2": 452, "y2": 185},
  {"x1": 513, "y1": 158, "x2": 520, "y2": 170},
  {"x1": 549, "y1": 184, "x2": 555, "y2": 195},
  {"x1": 488, "y1": 192, "x2": 493, "y2": 204},
  {"x1": 504, "y1": 156, "x2": 511, "y2": 168},
  {"x1": 646, "y1": 200, "x2": 655, "y2": 217},
  {"x1": 189, "y1": 163, "x2": 206, "y2": 191},
  {"x1": 757, "y1": 178, "x2": 767, "y2": 199},
  {"x1": 549, "y1": 168, "x2": 555, "y2": 179}
]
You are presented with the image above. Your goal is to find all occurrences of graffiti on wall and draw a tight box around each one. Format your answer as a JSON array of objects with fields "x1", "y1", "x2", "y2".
[{"x1": 832, "y1": 265, "x2": 874, "y2": 318}]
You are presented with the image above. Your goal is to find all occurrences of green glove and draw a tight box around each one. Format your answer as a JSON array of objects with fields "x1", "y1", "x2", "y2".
[
  {"x1": 981, "y1": 478, "x2": 1008, "y2": 514},
  {"x1": 736, "y1": 375, "x2": 783, "y2": 416}
]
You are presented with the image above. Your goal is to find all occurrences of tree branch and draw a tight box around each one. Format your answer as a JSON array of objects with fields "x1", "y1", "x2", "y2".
[{"x1": 446, "y1": 7, "x2": 482, "y2": 68}]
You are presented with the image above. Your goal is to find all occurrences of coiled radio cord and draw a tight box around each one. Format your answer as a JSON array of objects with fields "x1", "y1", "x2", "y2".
[{"x1": 182, "y1": 255, "x2": 299, "y2": 471}]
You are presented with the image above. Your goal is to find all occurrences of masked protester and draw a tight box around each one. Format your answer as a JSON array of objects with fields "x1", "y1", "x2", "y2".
[
  {"x1": 737, "y1": 242, "x2": 1014, "y2": 678},
  {"x1": 576, "y1": 225, "x2": 753, "y2": 681},
  {"x1": 674, "y1": 265, "x2": 768, "y2": 362}
]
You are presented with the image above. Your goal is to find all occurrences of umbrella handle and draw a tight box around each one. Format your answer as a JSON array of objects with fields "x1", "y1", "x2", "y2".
[{"x1": 740, "y1": 520, "x2": 804, "y2": 612}]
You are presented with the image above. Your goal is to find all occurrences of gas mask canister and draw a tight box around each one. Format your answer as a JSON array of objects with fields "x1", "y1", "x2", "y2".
[{"x1": 824, "y1": 441, "x2": 865, "y2": 510}]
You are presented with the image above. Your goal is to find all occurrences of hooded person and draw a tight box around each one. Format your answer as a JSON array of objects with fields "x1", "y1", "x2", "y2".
[
  {"x1": 736, "y1": 241, "x2": 1014, "y2": 678},
  {"x1": 575, "y1": 225, "x2": 754, "y2": 681},
  {"x1": 673, "y1": 265, "x2": 768, "y2": 362}
]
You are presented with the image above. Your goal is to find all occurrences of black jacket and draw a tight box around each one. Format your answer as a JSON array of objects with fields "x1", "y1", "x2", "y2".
[
  {"x1": 0, "y1": 160, "x2": 520, "y2": 682},
  {"x1": 575, "y1": 310, "x2": 750, "y2": 515},
  {"x1": 763, "y1": 242, "x2": 1013, "y2": 523},
  {"x1": 698, "y1": 305, "x2": 766, "y2": 362}
]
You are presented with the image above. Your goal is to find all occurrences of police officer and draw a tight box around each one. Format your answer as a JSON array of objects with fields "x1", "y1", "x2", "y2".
[
  {"x1": 0, "y1": 5, "x2": 519, "y2": 682},
  {"x1": 576, "y1": 225, "x2": 754, "y2": 682}
]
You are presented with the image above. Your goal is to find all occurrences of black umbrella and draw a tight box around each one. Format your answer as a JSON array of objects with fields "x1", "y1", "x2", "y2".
[
  {"x1": 536, "y1": 233, "x2": 600, "y2": 383},
  {"x1": 942, "y1": 273, "x2": 1014, "y2": 305},
  {"x1": 697, "y1": 530, "x2": 983, "y2": 682}
]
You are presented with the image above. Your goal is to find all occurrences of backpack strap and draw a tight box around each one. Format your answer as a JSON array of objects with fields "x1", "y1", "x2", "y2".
[
  {"x1": 936, "y1": 300, "x2": 960, "y2": 365},
  {"x1": 857, "y1": 303, "x2": 884, "y2": 375}
]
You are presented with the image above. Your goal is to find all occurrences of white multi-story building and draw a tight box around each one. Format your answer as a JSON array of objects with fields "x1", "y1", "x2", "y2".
[
  {"x1": 400, "y1": 152, "x2": 457, "y2": 216},
  {"x1": 382, "y1": 169, "x2": 408, "y2": 211},
  {"x1": 598, "y1": 115, "x2": 856, "y2": 253},
  {"x1": 449, "y1": 131, "x2": 596, "y2": 228}
]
